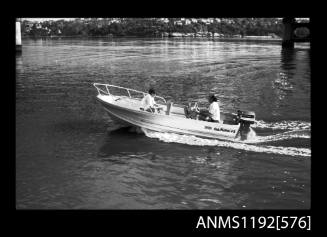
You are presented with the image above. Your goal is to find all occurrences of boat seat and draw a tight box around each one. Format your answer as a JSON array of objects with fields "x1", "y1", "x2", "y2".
[{"x1": 184, "y1": 106, "x2": 189, "y2": 118}]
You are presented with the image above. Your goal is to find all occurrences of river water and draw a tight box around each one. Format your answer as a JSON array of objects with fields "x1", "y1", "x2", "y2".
[{"x1": 16, "y1": 38, "x2": 310, "y2": 209}]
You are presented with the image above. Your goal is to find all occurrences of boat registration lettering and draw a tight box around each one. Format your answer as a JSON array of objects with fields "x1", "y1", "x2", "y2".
[
  {"x1": 213, "y1": 127, "x2": 236, "y2": 133},
  {"x1": 204, "y1": 126, "x2": 236, "y2": 133}
]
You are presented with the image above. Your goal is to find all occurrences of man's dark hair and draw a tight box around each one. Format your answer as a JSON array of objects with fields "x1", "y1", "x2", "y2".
[
  {"x1": 209, "y1": 94, "x2": 218, "y2": 102},
  {"x1": 148, "y1": 88, "x2": 156, "y2": 95}
]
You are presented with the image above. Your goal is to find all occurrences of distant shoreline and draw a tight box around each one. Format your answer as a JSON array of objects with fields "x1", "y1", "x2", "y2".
[{"x1": 22, "y1": 35, "x2": 282, "y2": 41}]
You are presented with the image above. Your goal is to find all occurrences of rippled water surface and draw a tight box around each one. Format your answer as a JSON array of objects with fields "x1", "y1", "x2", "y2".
[{"x1": 16, "y1": 38, "x2": 310, "y2": 209}]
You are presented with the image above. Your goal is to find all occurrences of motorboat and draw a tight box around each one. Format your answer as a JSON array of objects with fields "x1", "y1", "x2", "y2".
[{"x1": 93, "y1": 83, "x2": 256, "y2": 141}]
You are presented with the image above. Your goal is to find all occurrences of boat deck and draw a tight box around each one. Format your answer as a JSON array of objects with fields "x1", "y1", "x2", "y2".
[{"x1": 99, "y1": 95, "x2": 186, "y2": 117}]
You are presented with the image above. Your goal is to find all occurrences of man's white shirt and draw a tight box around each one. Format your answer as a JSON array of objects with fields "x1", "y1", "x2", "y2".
[
  {"x1": 209, "y1": 101, "x2": 220, "y2": 121},
  {"x1": 141, "y1": 94, "x2": 155, "y2": 110}
]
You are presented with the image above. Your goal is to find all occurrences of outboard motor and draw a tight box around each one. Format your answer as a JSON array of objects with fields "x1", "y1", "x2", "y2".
[{"x1": 236, "y1": 110, "x2": 256, "y2": 140}]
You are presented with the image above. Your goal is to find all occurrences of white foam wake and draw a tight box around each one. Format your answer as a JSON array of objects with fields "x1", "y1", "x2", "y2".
[
  {"x1": 242, "y1": 129, "x2": 311, "y2": 144},
  {"x1": 141, "y1": 128, "x2": 311, "y2": 157},
  {"x1": 253, "y1": 120, "x2": 311, "y2": 130}
]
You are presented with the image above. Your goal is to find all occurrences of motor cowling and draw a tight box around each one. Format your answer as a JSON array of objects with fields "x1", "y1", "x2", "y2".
[
  {"x1": 236, "y1": 110, "x2": 256, "y2": 140},
  {"x1": 237, "y1": 110, "x2": 256, "y2": 125}
]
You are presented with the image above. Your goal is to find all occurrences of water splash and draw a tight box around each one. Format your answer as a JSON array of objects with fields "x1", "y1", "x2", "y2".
[{"x1": 245, "y1": 127, "x2": 257, "y2": 140}]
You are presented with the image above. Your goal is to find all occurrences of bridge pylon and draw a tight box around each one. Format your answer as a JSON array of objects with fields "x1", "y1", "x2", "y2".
[
  {"x1": 16, "y1": 18, "x2": 22, "y2": 52},
  {"x1": 282, "y1": 17, "x2": 310, "y2": 48}
]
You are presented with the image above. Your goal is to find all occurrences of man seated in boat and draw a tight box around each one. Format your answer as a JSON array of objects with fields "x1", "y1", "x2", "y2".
[
  {"x1": 140, "y1": 88, "x2": 164, "y2": 113},
  {"x1": 198, "y1": 94, "x2": 221, "y2": 122}
]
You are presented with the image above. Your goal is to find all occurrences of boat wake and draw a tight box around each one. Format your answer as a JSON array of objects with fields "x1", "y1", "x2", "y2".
[
  {"x1": 252, "y1": 120, "x2": 311, "y2": 130},
  {"x1": 241, "y1": 129, "x2": 310, "y2": 144},
  {"x1": 244, "y1": 120, "x2": 311, "y2": 144},
  {"x1": 140, "y1": 120, "x2": 311, "y2": 157}
]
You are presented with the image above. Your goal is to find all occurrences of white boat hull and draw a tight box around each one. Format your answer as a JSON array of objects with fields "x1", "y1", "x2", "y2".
[{"x1": 96, "y1": 94, "x2": 241, "y2": 140}]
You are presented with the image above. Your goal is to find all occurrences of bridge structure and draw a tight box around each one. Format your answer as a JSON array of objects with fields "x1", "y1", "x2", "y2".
[{"x1": 282, "y1": 17, "x2": 310, "y2": 48}]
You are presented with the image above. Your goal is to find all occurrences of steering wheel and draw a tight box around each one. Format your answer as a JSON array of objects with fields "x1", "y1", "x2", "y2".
[{"x1": 194, "y1": 102, "x2": 200, "y2": 112}]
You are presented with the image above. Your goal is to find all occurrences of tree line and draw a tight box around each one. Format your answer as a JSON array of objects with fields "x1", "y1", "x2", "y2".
[{"x1": 22, "y1": 18, "x2": 284, "y2": 38}]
